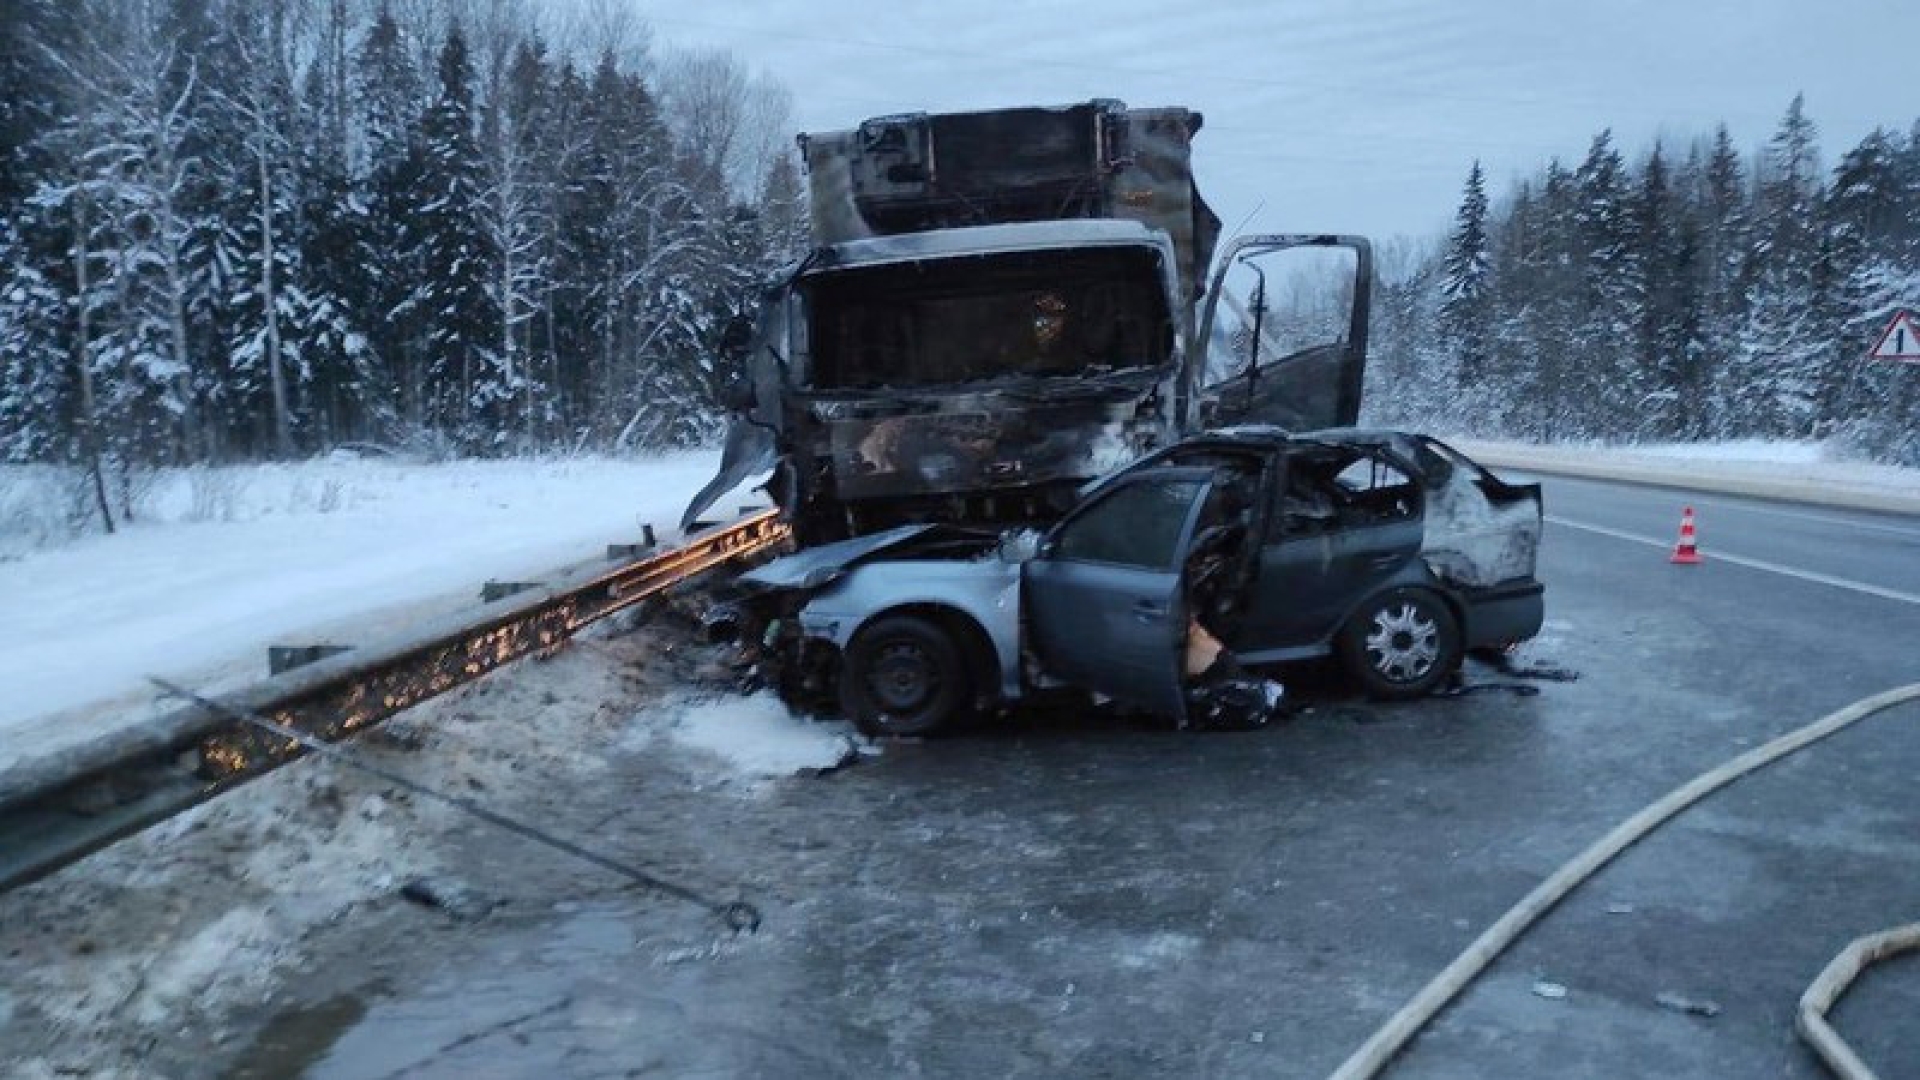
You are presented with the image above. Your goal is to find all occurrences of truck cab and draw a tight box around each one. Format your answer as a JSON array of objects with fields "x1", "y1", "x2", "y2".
[{"x1": 683, "y1": 100, "x2": 1373, "y2": 546}]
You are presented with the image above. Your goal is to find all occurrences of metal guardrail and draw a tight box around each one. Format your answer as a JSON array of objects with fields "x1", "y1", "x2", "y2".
[{"x1": 0, "y1": 510, "x2": 789, "y2": 895}]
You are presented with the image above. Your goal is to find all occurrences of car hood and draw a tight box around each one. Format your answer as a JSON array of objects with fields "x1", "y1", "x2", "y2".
[{"x1": 740, "y1": 525, "x2": 940, "y2": 591}]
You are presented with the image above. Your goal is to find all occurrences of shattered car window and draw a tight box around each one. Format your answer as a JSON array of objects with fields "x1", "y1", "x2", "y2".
[
  {"x1": 1054, "y1": 475, "x2": 1205, "y2": 569},
  {"x1": 1277, "y1": 449, "x2": 1418, "y2": 534},
  {"x1": 806, "y1": 247, "x2": 1170, "y2": 389},
  {"x1": 1334, "y1": 455, "x2": 1414, "y2": 498}
]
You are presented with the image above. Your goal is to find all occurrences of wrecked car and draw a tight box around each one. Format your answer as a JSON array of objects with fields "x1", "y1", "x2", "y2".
[{"x1": 733, "y1": 428, "x2": 1545, "y2": 736}]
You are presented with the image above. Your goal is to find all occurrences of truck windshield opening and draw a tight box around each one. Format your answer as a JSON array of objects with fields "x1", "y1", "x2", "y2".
[{"x1": 805, "y1": 246, "x2": 1170, "y2": 391}]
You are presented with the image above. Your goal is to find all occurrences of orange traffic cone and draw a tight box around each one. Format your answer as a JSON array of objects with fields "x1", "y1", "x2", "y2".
[{"x1": 1670, "y1": 506, "x2": 1702, "y2": 564}]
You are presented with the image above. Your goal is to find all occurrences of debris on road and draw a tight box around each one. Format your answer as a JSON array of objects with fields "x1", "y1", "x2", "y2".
[
  {"x1": 1654, "y1": 990, "x2": 1721, "y2": 1018},
  {"x1": 398, "y1": 877, "x2": 493, "y2": 922}
]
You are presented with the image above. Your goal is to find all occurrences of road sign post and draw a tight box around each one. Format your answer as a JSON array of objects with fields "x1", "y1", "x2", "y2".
[{"x1": 1867, "y1": 309, "x2": 1920, "y2": 363}]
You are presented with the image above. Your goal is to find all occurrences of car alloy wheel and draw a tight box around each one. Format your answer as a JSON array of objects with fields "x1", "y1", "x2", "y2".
[
  {"x1": 1365, "y1": 602, "x2": 1441, "y2": 683},
  {"x1": 1338, "y1": 587, "x2": 1462, "y2": 700}
]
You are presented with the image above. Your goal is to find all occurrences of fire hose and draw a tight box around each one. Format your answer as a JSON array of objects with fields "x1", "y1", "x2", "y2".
[{"x1": 1329, "y1": 682, "x2": 1920, "y2": 1080}]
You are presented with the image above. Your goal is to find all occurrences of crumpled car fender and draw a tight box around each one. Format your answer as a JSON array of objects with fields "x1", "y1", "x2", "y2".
[{"x1": 797, "y1": 559, "x2": 1025, "y2": 701}]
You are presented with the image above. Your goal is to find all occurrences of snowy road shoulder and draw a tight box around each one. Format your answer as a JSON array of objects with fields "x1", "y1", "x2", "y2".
[
  {"x1": 0, "y1": 629, "x2": 736, "y2": 1078},
  {"x1": 1447, "y1": 437, "x2": 1920, "y2": 513}
]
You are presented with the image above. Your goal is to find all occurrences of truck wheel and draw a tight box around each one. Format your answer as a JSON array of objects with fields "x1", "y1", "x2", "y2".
[
  {"x1": 841, "y1": 615, "x2": 971, "y2": 737},
  {"x1": 1338, "y1": 588, "x2": 1462, "y2": 700}
]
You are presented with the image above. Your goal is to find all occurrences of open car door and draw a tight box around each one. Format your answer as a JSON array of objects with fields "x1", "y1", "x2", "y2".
[
  {"x1": 1023, "y1": 467, "x2": 1215, "y2": 723},
  {"x1": 1192, "y1": 234, "x2": 1372, "y2": 432}
]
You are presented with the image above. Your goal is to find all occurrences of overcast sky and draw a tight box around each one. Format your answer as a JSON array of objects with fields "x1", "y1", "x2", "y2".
[{"x1": 621, "y1": 0, "x2": 1919, "y2": 249}]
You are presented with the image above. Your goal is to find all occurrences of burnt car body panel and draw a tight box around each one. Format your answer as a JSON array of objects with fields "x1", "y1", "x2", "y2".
[
  {"x1": 1178, "y1": 427, "x2": 1544, "y2": 665},
  {"x1": 739, "y1": 524, "x2": 939, "y2": 590},
  {"x1": 776, "y1": 546, "x2": 1025, "y2": 701},
  {"x1": 1023, "y1": 467, "x2": 1218, "y2": 722},
  {"x1": 743, "y1": 430, "x2": 1544, "y2": 724}
]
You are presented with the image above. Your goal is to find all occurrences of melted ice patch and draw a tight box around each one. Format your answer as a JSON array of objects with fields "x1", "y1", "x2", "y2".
[{"x1": 650, "y1": 692, "x2": 868, "y2": 786}]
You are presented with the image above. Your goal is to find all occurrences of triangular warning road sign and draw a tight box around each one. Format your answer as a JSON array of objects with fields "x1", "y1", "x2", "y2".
[{"x1": 1869, "y1": 310, "x2": 1920, "y2": 362}]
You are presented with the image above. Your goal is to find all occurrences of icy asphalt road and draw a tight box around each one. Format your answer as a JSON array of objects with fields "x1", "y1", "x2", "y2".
[
  {"x1": 1527, "y1": 470, "x2": 1920, "y2": 605},
  {"x1": 6, "y1": 474, "x2": 1918, "y2": 1079}
]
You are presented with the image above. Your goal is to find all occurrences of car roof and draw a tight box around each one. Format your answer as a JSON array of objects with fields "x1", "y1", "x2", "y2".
[{"x1": 1177, "y1": 426, "x2": 1422, "y2": 453}]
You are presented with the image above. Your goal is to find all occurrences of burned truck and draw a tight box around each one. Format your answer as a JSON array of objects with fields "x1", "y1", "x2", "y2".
[{"x1": 683, "y1": 100, "x2": 1372, "y2": 545}]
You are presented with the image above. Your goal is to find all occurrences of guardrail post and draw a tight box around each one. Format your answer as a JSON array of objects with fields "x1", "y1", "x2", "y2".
[
  {"x1": 480, "y1": 580, "x2": 543, "y2": 603},
  {"x1": 267, "y1": 644, "x2": 353, "y2": 675}
]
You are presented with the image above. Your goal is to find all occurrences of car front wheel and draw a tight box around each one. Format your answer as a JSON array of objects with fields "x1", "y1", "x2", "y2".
[
  {"x1": 840, "y1": 614, "x2": 971, "y2": 737},
  {"x1": 1339, "y1": 588, "x2": 1462, "y2": 700}
]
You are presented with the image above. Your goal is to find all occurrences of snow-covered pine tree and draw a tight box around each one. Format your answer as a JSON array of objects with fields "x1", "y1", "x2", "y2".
[
  {"x1": 1572, "y1": 129, "x2": 1645, "y2": 438},
  {"x1": 355, "y1": 2, "x2": 427, "y2": 438},
  {"x1": 757, "y1": 151, "x2": 809, "y2": 264},
  {"x1": 216, "y1": 1, "x2": 312, "y2": 458},
  {"x1": 573, "y1": 50, "x2": 688, "y2": 445},
  {"x1": 1, "y1": 0, "x2": 73, "y2": 209},
  {"x1": 1690, "y1": 124, "x2": 1751, "y2": 437},
  {"x1": 410, "y1": 22, "x2": 501, "y2": 448},
  {"x1": 53, "y1": 2, "x2": 213, "y2": 468},
  {"x1": 1361, "y1": 240, "x2": 1452, "y2": 431},
  {"x1": 524, "y1": 54, "x2": 589, "y2": 445},
  {"x1": 295, "y1": 47, "x2": 377, "y2": 447},
  {"x1": 480, "y1": 34, "x2": 551, "y2": 451},
  {"x1": 1439, "y1": 160, "x2": 1493, "y2": 389},
  {"x1": 1736, "y1": 94, "x2": 1828, "y2": 437},
  {"x1": 0, "y1": 213, "x2": 72, "y2": 462},
  {"x1": 1825, "y1": 127, "x2": 1920, "y2": 462},
  {"x1": 1519, "y1": 159, "x2": 1587, "y2": 438},
  {"x1": 1636, "y1": 143, "x2": 1704, "y2": 437}
]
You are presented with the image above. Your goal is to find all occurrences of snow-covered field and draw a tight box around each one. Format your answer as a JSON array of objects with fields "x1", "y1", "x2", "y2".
[{"x1": 0, "y1": 452, "x2": 759, "y2": 763}]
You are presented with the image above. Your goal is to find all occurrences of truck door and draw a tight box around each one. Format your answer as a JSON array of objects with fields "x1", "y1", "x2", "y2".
[
  {"x1": 1190, "y1": 234, "x2": 1372, "y2": 432},
  {"x1": 680, "y1": 285, "x2": 792, "y2": 531},
  {"x1": 1023, "y1": 468, "x2": 1215, "y2": 722}
]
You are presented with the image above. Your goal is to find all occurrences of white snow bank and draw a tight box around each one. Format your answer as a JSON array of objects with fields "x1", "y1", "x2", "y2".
[
  {"x1": 1616, "y1": 439, "x2": 1831, "y2": 465},
  {"x1": 647, "y1": 691, "x2": 866, "y2": 787},
  {"x1": 1446, "y1": 437, "x2": 1920, "y2": 512},
  {"x1": 0, "y1": 452, "x2": 768, "y2": 753}
]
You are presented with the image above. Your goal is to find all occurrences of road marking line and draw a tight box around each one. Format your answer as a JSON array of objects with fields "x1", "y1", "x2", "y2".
[
  {"x1": 1546, "y1": 515, "x2": 1920, "y2": 607},
  {"x1": 1682, "y1": 499, "x2": 1920, "y2": 539}
]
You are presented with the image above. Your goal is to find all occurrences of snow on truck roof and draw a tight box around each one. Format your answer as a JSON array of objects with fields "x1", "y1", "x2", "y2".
[{"x1": 805, "y1": 220, "x2": 1176, "y2": 274}]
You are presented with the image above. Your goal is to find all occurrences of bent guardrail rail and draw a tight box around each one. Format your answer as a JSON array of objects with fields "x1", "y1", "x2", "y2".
[{"x1": 0, "y1": 509, "x2": 788, "y2": 895}]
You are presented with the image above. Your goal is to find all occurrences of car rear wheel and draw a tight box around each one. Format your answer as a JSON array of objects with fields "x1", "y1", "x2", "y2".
[
  {"x1": 840, "y1": 614, "x2": 971, "y2": 737},
  {"x1": 1339, "y1": 588, "x2": 1462, "y2": 700}
]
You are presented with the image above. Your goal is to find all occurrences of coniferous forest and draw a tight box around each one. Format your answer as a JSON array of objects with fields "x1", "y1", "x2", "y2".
[
  {"x1": 0, "y1": 0, "x2": 807, "y2": 497},
  {"x1": 5, "y1": 0, "x2": 1918, "y2": 531},
  {"x1": 1366, "y1": 98, "x2": 1920, "y2": 465}
]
